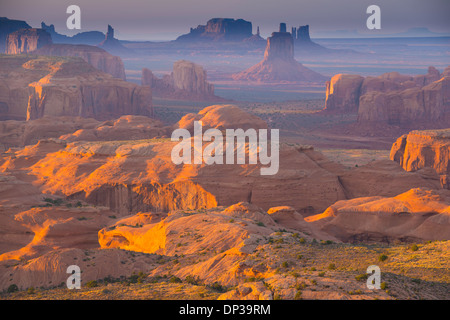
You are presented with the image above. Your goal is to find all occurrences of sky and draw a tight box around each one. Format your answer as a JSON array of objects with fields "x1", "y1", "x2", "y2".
[{"x1": 1, "y1": 0, "x2": 449, "y2": 40}]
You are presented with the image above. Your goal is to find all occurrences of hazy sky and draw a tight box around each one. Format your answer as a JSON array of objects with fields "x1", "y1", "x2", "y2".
[{"x1": 1, "y1": 0, "x2": 449, "y2": 40}]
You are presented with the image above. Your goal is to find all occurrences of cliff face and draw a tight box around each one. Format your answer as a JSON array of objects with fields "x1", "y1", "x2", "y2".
[
  {"x1": 390, "y1": 129, "x2": 450, "y2": 189},
  {"x1": 0, "y1": 17, "x2": 31, "y2": 52},
  {"x1": 0, "y1": 55, "x2": 152, "y2": 121},
  {"x1": 33, "y1": 44, "x2": 126, "y2": 80},
  {"x1": 142, "y1": 60, "x2": 219, "y2": 101},
  {"x1": 5, "y1": 28, "x2": 52, "y2": 54},
  {"x1": 232, "y1": 27, "x2": 326, "y2": 83},
  {"x1": 324, "y1": 67, "x2": 450, "y2": 125},
  {"x1": 176, "y1": 18, "x2": 253, "y2": 41}
]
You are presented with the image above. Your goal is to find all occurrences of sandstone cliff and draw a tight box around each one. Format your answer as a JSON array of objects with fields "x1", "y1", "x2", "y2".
[
  {"x1": 5, "y1": 28, "x2": 52, "y2": 54},
  {"x1": 232, "y1": 27, "x2": 326, "y2": 83},
  {"x1": 390, "y1": 129, "x2": 450, "y2": 189},
  {"x1": 324, "y1": 67, "x2": 450, "y2": 126},
  {"x1": 33, "y1": 43, "x2": 126, "y2": 80},
  {"x1": 142, "y1": 60, "x2": 221, "y2": 101},
  {"x1": 0, "y1": 55, "x2": 152, "y2": 121},
  {"x1": 0, "y1": 17, "x2": 31, "y2": 52}
]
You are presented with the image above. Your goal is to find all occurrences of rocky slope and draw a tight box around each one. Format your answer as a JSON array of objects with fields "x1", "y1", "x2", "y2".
[
  {"x1": 0, "y1": 105, "x2": 448, "y2": 298},
  {"x1": 5, "y1": 28, "x2": 52, "y2": 54},
  {"x1": 232, "y1": 26, "x2": 326, "y2": 83},
  {"x1": 324, "y1": 67, "x2": 450, "y2": 126},
  {"x1": 33, "y1": 44, "x2": 126, "y2": 80},
  {"x1": 306, "y1": 188, "x2": 450, "y2": 242},
  {"x1": 390, "y1": 129, "x2": 450, "y2": 189},
  {"x1": 142, "y1": 60, "x2": 222, "y2": 101},
  {"x1": 0, "y1": 55, "x2": 152, "y2": 121}
]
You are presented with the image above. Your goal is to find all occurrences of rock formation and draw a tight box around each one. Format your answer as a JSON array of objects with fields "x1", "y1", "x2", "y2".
[
  {"x1": 232, "y1": 24, "x2": 326, "y2": 82},
  {"x1": 324, "y1": 66, "x2": 450, "y2": 126},
  {"x1": 0, "y1": 55, "x2": 152, "y2": 121},
  {"x1": 33, "y1": 44, "x2": 126, "y2": 80},
  {"x1": 142, "y1": 60, "x2": 222, "y2": 101},
  {"x1": 98, "y1": 25, "x2": 131, "y2": 54},
  {"x1": 5, "y1": 28, "x2": 52, "y2": 54},
  {"x1": 0, "y1": 17, "x2": 31, "y2": 52},
  {"x1": 176, "y1": 18, "x2": 253, "y2": 42},
  {"x1": 390, "y1": 129, "x2": 450, "y2": 189},
  {"x1": 306, "y1": 188, "x2": 450, "y2": 242},
  {"x1": 41, "y1": 22, "x2": 105, "y2": 45}
]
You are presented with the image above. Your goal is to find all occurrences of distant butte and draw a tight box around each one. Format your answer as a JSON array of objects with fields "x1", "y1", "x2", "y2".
[{"x1": 232, "y1": 23, "x2": 326, "y2": 83}]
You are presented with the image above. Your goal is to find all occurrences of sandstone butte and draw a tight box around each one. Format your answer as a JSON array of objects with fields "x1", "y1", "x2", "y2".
[
  {"x1": 6, "y1": 27, "x2": 126, "y2": 80},
  {"x1": 0, "y1": 55, "x2": 152, "y2": 121},
  {"x1": 0, "y1": 104, "x2": 448, "y2": 296},
  {"x1": 232, "y1": 24, "x2": 326, "y2": 83},
  {"x1": 142, "y1": 60, "x2": 223, "y2": 101},
  {"x1": 390, "y1": 128, "x2": 450, "y2": 189},
  {"x1": 324, "y1": 66, "x2": 450, "y2": 126}
]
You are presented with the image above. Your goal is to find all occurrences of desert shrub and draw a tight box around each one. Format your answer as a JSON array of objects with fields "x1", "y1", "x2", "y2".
[
  {"x1": 380, "y1": 282, "x2": 387, "y2": 290},
  {"x1": 185, "y1": 275, "x2": 201, "y2": 285},
  {"x1": 355, "y1": 273, "x2": 368, "y2": 282},
  {"x1": 328, "y1": 263, "x2": 336, "y2": 270},
  {"x1": 378, "y1": 254, "x2": 388, "y2": 262},
  {"x1": 27, "y1": 287, "x2": 35, "y2": 295},
  {"x1": 85, "y1": 280, "x2": 98, "y2": 288},
  {"x1": 299, "y1": 238, "x2": 306, "y2": 244},
  {"x1": 294, "y1": 290, "x2": 302, "y2": 300},
  {"x1": 7, "y1": 284, "x2": 18, "y2": 293},
  {"x1": 169, "y1": 276, "x2": 182, "y2": 283},
  {"x1": 208, "y1": 282, "x2": 225, "y2": 292},
  {"x1": 281, "y1": 261, "x2": 289, "y2": 268},
  {"x1": 410, "y1": 244, "x2": 419, "y2": 252},
  {"x1": 256, "y1": 222, "x2": 265, "y2": 227},
  {"x1": 318, "y1": 272, "x2": 326, "y2": 277}
]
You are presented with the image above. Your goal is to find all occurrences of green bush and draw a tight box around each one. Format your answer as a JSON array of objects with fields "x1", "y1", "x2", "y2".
[
  {"x1": 378, "y1": 254, "x2": 388, "y2": 262},
  {"x1": 85, "y1": 280, "x2": 98, "y2": 288},
  {"x1": 185, "y1": 275, "x2": 201, "y2": 285},
  {"x1": 294, "y1": 290, "x2": 302, "y2": 300},
  {"x1": 328, "y1": 263, "x2": 336, "y2": 270},
  {"x1": 318, "y1": 272, "x2": 326, "y2": 277},
  {"x1": 7, "y1": 284, "x2": 18, "y2": 293},
  {"x1": 355, "y1": 274, "x2": 368, "y2": 282},
  {"x1": 281, "y1": 261, "x2": 289, "y2": 268},
  {"x1": 299, "y1": 238, "x2": 306, "y2": 244},
  {"x1": 27, "y1": 287, "x2": 35, "y2": 295},
  {"x1": 169, "y1": 276, "x2": 182, "y2": 283},
  {"x1": 410, "y1": 244, "x2": 419, "y2": 251},
  {"x1": 380, "y1": 282, "x2": 387, "y2": 290}
]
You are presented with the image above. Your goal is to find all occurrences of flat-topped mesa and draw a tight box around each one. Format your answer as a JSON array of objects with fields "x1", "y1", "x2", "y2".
[
  {"x1": 0, "y1": 55, "x2": 152, "y2": 121},
  {"x1": 0, "y1": 17, "x2": 31, "y2": 52},
  {"x1": 6, "y1": 28, "x2": 52, "y2": 54},
  {"x1": 177, "y1": 18, "x2": 253, "y2": 41},
  {"x1": 324, "y1": 66, "x2": 450, "y2": 126},
  {"x1": 33, "y1": 43, "x2": 126, "y2": 80},
  {"x1": 142, "y1": 60, "x2": 220, "y2": 101}
]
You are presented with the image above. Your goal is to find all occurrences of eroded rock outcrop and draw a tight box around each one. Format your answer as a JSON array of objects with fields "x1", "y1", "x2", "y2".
[
  {"x1": 33, "y1": 44, "x2": 126, "y2": 80},
  {"x1": 142, "y1": 60, "x2": 221, "y2": 101},
  {"x1": 0, "y1": 55, "x2": 152, "y2": 121},
  {"x1": 390, "y1": 129, "x2": 450, "y2": 188},
  {"x1": 98, "y1": 25, "x2": 130, "y2": 54},
  {"x1": 232, "y1": 25, "x2": 326, "y2": 82},
  {"x1": 306, "y1": 188, "x2": 450, "y2": 242},
  {"x1": 324, "y1": 67, "x2": 450, "y2": 126},
  {"x1": 0, "y1": 17, "x2": 31, "y2": 52},
  {"x1": 5, "y1": 28, "x2": 52, "y2": 54},
  {"x1": 176, "y1": 18, "x2": 253, "y2": 42}
]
